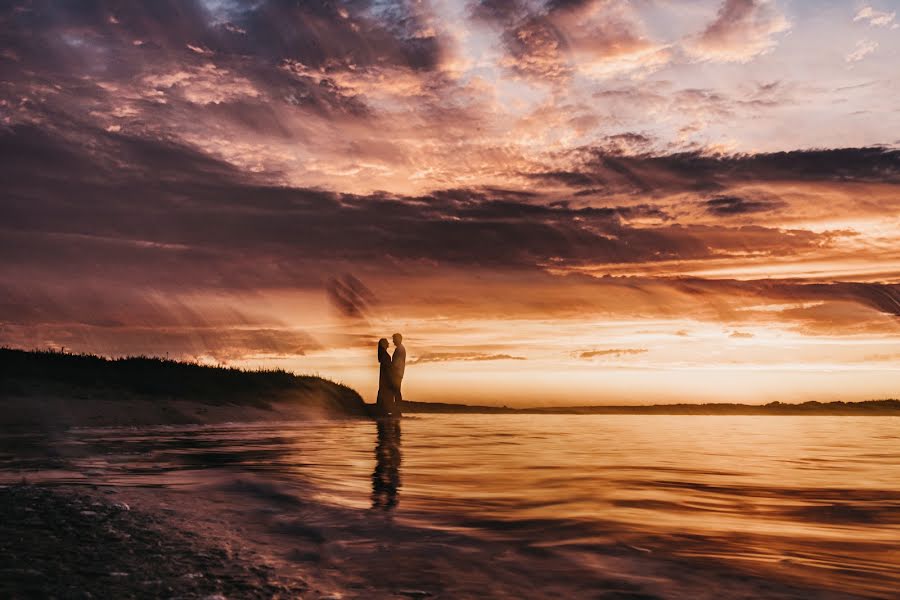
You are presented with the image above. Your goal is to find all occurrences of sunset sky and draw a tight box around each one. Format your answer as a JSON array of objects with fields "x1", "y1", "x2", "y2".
[{"x1": 2, "y1": 0, "x2": 899, "y2": 405}]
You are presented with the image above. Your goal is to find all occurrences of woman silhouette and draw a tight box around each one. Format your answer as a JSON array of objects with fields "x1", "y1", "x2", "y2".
[{"x1": 376, "y1": 338, "x2": 396, "y2": 417}]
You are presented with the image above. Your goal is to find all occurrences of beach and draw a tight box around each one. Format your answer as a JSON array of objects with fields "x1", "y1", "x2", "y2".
[{"x1": 0, "y1": 485, "x2": 309, "y2": 599}]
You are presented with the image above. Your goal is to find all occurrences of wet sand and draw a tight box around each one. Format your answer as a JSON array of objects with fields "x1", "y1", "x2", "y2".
[
  {"x1": 0, "y1": 485, "x2": 309, "y2": 599},
  {"x1": 1, "y1": 480, "x2": 877, "y2": 600}
]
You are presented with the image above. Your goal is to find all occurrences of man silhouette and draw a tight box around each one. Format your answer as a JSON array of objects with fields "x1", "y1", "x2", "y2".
[{"x1": 391, "y1": 333, "x2": 406, "y2": 411}]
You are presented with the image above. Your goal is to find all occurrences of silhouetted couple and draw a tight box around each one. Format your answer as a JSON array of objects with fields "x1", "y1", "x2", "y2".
[{"x1": 376, "y1": 333, "x2": 405, "y2": 418}]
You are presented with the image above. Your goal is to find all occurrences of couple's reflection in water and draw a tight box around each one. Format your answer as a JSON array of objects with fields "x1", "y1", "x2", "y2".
[{"x1": 371, "y1": 418, "x2": 402, "y2": 511}]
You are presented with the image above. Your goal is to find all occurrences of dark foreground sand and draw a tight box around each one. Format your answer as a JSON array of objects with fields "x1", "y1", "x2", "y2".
[{"x1": 0, "y1": 485, "x2": 310, "y2": 599}]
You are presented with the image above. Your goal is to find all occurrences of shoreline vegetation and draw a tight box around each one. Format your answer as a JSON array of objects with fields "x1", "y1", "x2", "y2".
[
  {"x1": 0, "y1": 347, "x2": 367, "y2": 427},
  {"x1": 2, "y1": 348, "x2": 898, "y2": 428}
]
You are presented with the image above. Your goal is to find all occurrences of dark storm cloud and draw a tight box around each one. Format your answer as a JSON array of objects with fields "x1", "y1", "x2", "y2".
[
  {"x1": 0, "y1": 0, "x2": 442, "y2": 70},
  {"x1": 704, "y1": 195, "x2": 784, "y2": 216},
  {"x1": 0, "y1": 0, "x2": 446, "y2": 129},
  {"x1": 532, "y1": 146, "x2": 900, "y2": 194},
  {"x1": 1, "y1": 119, "x2": 250, "y2": 185},
  {"x1": 668, "y1": 279, "x2": 900, "y2": 319}
]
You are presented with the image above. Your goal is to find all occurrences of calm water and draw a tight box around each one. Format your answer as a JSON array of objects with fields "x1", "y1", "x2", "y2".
[{"x1": 2, "y1": 415, "x2": 899, "y2": 599}]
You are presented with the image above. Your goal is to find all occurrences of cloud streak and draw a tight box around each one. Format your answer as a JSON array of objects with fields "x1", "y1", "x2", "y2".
[
  {"x1": 409, "y1": 353, "x2": 527, "y2": 365},
  {"x1": 578, "y1": 349, "x2": 648, "y2": 359}
]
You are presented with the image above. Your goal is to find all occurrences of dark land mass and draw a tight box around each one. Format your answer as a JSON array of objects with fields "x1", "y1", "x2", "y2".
[
  {"x1": 0, "y1": 348, "x2": 368, "y2": 427},
  {"x1": 400, "y1": 399, "x2": 900, "y2": 415}
]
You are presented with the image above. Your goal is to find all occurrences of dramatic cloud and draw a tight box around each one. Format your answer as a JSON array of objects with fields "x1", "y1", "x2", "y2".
[
  {"x1": 704, "y1": 195, "x2": 784, "y2": 216},
  {"x1": 474, "y1": 0, "x2": 667, "y2": 81},
  {"x1": 531, "y1": 146, "x2": 900, "y2": 197},
  {"x1": 2, "y1": 0, "x2": 899, "y2": 402},
  {"x1": 685, "y1": 0, "x2": 790, "y2": 63},
  {"x1": 141, "y1": 63, "x2": 261, "y2": 105},
  {"x1": 9, "y1": 125, "x2": 898, "y2": 295}
]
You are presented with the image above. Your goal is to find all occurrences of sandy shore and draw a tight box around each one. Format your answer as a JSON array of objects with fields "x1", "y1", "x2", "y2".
[{"x1": 0, "y1": 485, "x2": 314, "y2": 599}]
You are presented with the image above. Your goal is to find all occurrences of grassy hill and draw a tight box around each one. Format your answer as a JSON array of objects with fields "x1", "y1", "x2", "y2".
[{"x1": 0, "y1": 348, "x2": 367, "y2": 427}]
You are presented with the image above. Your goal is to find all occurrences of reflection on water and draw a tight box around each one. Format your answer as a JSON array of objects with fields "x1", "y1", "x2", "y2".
[
  {"x1": 371, "y1": 419, "x2": 401, "y2": 511},
  {"x1": 2, "y1": 415, "x2": 899, "y2": 598}
]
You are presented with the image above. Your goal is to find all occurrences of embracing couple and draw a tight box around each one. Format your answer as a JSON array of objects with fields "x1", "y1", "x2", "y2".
[{"x1": 376, "y1": 333, "x2": 405, "y2": 418}]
